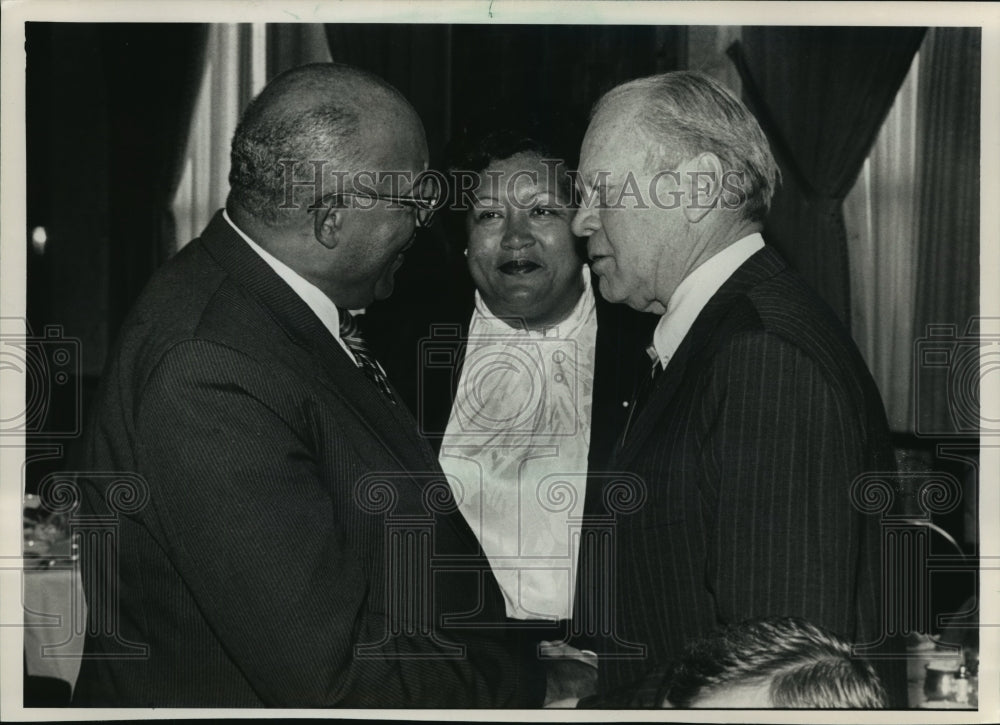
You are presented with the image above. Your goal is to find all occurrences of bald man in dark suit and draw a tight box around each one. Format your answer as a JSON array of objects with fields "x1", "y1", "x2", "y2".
[{"x1": 71, "y1": 64, "x2": 542, "y2": 708}]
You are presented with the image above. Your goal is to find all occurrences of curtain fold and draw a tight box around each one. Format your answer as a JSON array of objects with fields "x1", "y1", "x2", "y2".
[
  {"x1": 324, "y1": 24, "x2": 454, "y2": 164},
  {"x1": 323, "y1": 24, "x2": 680, "y2": 185},
  {"x1": 172, "y1": 24, "x2": 268, "y2": 249},
  {"x1": 912, "y1": 28, "x2": 981, "y2": 437},
  {"x1": 729, "y1": 27, "x2": 925, "y2": 324},
  {"x1": 173, "y1": 23, "x2": 334, "y2": 251},
  {"x1": 100, "y1": 24, "x2": 209, "y2": 334},
  {"x1": 267, "y1": 24, "x2": 333, "y2": 80},
  {"x1": 842, "y1": 55, "x2": 921, "y2": 431},
  {"x1": 324, "y1": 23, "x2": 462, "y2": 410}
]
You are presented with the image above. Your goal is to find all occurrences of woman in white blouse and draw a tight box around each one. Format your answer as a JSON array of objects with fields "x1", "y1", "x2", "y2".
[{"x1": 421, "y1": 116, "x2": 654, "y2": 645}]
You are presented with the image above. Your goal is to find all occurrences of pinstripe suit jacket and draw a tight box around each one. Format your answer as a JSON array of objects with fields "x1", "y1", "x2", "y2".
[
  {"x1": 71, "y1": 211, "x2": 543, "y2": 708},
  {"x1": 584, "y1": 246, "x2": 895, "y2": 700}
]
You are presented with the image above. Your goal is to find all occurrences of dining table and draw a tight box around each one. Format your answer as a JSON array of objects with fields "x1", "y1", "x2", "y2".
[{"x1": 23, "y1": 561, "x2": 87, "y2": 691}]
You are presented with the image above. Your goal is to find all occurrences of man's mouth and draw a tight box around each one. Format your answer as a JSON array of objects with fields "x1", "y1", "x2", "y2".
[
  {"x1": 498, "y1": 259, "x2": 541, "y2": 275},
  {"x1": 588, "y1": 241, "x2": 610, "y2": 264}
]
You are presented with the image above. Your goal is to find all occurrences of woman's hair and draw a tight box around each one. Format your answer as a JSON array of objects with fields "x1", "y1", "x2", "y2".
[
  {"x1": 445, "y1": 106, "x2": 583, "y2": 201},
  {"x1": 447, "y1": 105, "x2": 582, "y2": 176},
  {"x1": 442, "y1": 107, "x2": 584, "y2": 254}
]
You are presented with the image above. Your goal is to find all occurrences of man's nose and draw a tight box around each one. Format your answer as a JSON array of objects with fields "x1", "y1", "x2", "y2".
[{"x1": 571, "y1": 202, "x2": 601, "y2": 238}]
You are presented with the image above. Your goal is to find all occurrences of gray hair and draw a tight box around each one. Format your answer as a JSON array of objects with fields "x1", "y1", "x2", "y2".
[{"x1": 593, "y1": 71, "x2": 779, "y2": 223}]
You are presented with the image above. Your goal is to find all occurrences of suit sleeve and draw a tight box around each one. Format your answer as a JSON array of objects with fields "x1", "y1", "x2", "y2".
[
  {"x1": 701, "y1": 330, "x2": 869, "y2": 639},
  {"x1": 135, "y1": 339, "x2": 536, "y2": 707}
]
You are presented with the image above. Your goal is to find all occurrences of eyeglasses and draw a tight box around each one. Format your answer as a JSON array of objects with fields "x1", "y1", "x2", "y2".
[
  {"x1": 339, "y1": 191, "x2": 438, "y2": 228},
  {"x1": 312, "y1": 173, "x2": 442, "y2": 229}
]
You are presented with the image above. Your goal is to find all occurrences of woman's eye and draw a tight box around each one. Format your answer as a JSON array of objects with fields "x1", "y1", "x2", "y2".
[
  {"x1": 477, "y1": 210, "x2": 502, "y2": 221},
  {"x1": 532, "y1": 207, "x2": 560, "y2": 217}
]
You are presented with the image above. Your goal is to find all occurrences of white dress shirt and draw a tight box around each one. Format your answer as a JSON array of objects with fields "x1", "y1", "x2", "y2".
[
  {"x1": 439, "y1": 269, "x2": 597, "y2": 621},
  {"x1": 651, "y1": 233, "x2": 765, "y2": 369},
  {"x1": 223, "y1": 209, "x2": 357, "y2": 364}
]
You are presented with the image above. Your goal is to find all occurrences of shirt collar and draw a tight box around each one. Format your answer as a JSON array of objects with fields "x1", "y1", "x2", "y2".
[
  {"x1": 222, "y1": 209, "x2": 344, "y2": 343},
  {"x1": 472, "y1": 267, "x2": 595, "y2": 339},
  {"x1": 651, "y1": 233, "x2": 765, "y2": 368}
]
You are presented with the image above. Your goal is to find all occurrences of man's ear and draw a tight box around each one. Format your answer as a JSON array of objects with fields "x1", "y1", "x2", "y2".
[
  {"x1": 313, "y1": 202, "x2": 342, "y2": 250},
  {"x1": 684, "y1": 153, "x2": 724, "y2": 224}
]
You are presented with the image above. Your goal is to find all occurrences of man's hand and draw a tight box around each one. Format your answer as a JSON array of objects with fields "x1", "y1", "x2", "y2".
[{"x1": 540, "y1": 640, "x2": 598, "y2": 707}]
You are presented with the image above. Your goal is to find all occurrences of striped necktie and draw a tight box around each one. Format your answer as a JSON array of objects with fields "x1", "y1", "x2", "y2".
[{"x1": 337, "y1": 309, "x2": 397, "y2": 405}]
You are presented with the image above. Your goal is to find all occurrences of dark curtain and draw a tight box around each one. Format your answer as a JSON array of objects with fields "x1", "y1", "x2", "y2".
[
  {"x1": 323, "y1": 24, "x2": 681, "y2": 168},
  {"x1": 267, "y1": 24, "x2": 334, "y2": 82},
  {"x1": 729, "y1": 27, "x2": 925, "y2": 324},
  {"x1": 447, "y1": 25, "x2": 677, "y2": 147},
  {"x1": 100, "y1": 24, "x2": 209, "y2": 336},
  {"x1": 324, "y1": 24, "x2": 683, "y2": 409},
  {"x1": 323, "y1": 24, "x2": 464, "y2": 413},
  {"x1": 912, "y1": 28, "x2": 981, "y2": 437},
  {"x1": 324, "y1": 24, "x2": 454, "y2": 163}
]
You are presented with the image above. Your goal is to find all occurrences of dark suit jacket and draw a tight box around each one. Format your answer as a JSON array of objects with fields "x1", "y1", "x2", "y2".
[
  {"x1": 583, "y1": 246, "x2": 898, "y2": 702},
  {"x1": 70, "y1": 211, "x2": 544, "y2": 708}
]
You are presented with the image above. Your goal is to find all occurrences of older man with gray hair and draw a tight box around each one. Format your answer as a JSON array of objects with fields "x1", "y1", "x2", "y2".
[{"x1": 570, "y1": 71, "x2": 899, "y2": 705}]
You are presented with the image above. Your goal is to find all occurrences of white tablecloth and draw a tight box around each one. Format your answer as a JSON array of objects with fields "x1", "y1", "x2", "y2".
[{"x1": 23, "y1": 565, "x2": 86, "y2": 689}]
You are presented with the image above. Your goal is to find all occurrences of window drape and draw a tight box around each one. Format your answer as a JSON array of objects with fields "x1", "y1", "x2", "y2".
[
  {"x1": 912, "y1": 28, "x2": 981, "y2": 437},
  {"x1": 324, "y1": 24, "x2": 454, "y2": 164},
  {"x1": 267, "y1": 23, "x2": 333, "y2": 80},
  {"x1": 173, "y1": 24, "x2": 332, "y2": 251},
  {"x1": 100, "y1": 23, "x2": 208, "y2": 334},
  {"x1": 172, "y1": 24, "x2": 334, "y2": 251},
  {"x1": 843, "y1": 53, "x2": 921, "y2": 431},
  {"x1": 728, "y1": 27, "x2": 926, "y2": 325},
  {"x1": 173, "y1": 24, "x2": 266, "y2": 249}
]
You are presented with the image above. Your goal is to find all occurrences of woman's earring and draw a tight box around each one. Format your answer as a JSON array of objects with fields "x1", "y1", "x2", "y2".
[{"x1": 463, "y1": 249, "x2": 468, "y2": 257}]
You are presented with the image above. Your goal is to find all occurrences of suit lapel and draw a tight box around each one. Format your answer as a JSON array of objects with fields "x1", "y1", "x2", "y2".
[
  {"x1": 615, "y1": 341, "x2": 692, "y2": 466},
  {"x1": 197, "y1": 211, "x2": 439, "y2": 475},
  {"x1": 444, "y1": 310, "x2": 472, "y2": 425},
  {"x1": 307, "y1": 321, "x2": 442, "y2": 474},
  {"x1": 614, "y1": 247, "x2": 787, "y2": 467},
  {"x1": 590, "y1": 289, "x2": 658, "y2": 472}
]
